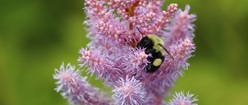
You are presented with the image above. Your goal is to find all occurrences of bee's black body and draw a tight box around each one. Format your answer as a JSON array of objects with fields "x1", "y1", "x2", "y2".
[{"x1": 137, "y1": 35, "x2": 165, "y2": 72}]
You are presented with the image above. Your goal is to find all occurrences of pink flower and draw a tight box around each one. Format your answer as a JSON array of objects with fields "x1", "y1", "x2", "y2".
[
  {"x1": 54, "y1": 63, "x2": 110, "y2": 105},
  {"x1": 112, "y1": 76, "x2": 146, "y2": 105},
  {"x1": 169, "y1": 91, "x2": 198, "y2": 105},
  {"x1": 54, "y1": 0, "x2": 198, "y2": 105}
]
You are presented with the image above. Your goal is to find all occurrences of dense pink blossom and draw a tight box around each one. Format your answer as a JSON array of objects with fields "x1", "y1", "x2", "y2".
[{"x1": 54, "y1": 0, "x2": 198, "y2": 105}]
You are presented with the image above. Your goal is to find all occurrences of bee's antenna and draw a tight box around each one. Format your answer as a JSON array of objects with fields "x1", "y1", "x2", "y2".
[
  {"x1": 136, "y1": 27, "x2": 144, "y2": 37},
  {"x1": 158, "y1": 43, "x2": 174, "y2": 59}
]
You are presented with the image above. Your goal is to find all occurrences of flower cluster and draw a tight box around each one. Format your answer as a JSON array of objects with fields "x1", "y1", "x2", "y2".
[
  {"x1": 54, "y1": 63, "x2": 110, "y2": 105},
  {"x1": 54, "y1": 0, "x2": 197, "y2": 105},
  {"x1": 168, "y1": 92, "x2": 198, "y2": 105}
]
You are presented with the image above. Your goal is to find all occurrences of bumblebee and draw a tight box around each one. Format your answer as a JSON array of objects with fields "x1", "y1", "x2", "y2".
[{"x1": 136, "y1": 28, "x2": 173, "y2": 72}]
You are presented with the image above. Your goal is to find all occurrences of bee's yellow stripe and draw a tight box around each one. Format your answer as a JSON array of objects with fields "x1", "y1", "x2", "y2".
[
  {"x1": 153, "y1": 59, "x2": 162, "y2": 67},
  {"x1": 147, "y1": 34, "x2": 164, "y2": 53}
]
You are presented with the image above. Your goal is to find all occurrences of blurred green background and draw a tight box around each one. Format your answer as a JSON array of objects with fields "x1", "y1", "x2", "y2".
[{"x1": 0, "y1": 0, "x2": 248, "y2": 105}]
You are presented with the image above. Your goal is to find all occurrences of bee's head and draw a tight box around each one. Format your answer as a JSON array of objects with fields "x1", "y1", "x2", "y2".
[{"x1": 136, "y1": 36, "x2": 154, "y2": 49}]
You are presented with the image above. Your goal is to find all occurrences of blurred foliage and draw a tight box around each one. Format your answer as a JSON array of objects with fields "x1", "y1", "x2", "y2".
[{"x1": 0, "y1": 0, "x2": 248, "y2": 105}]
